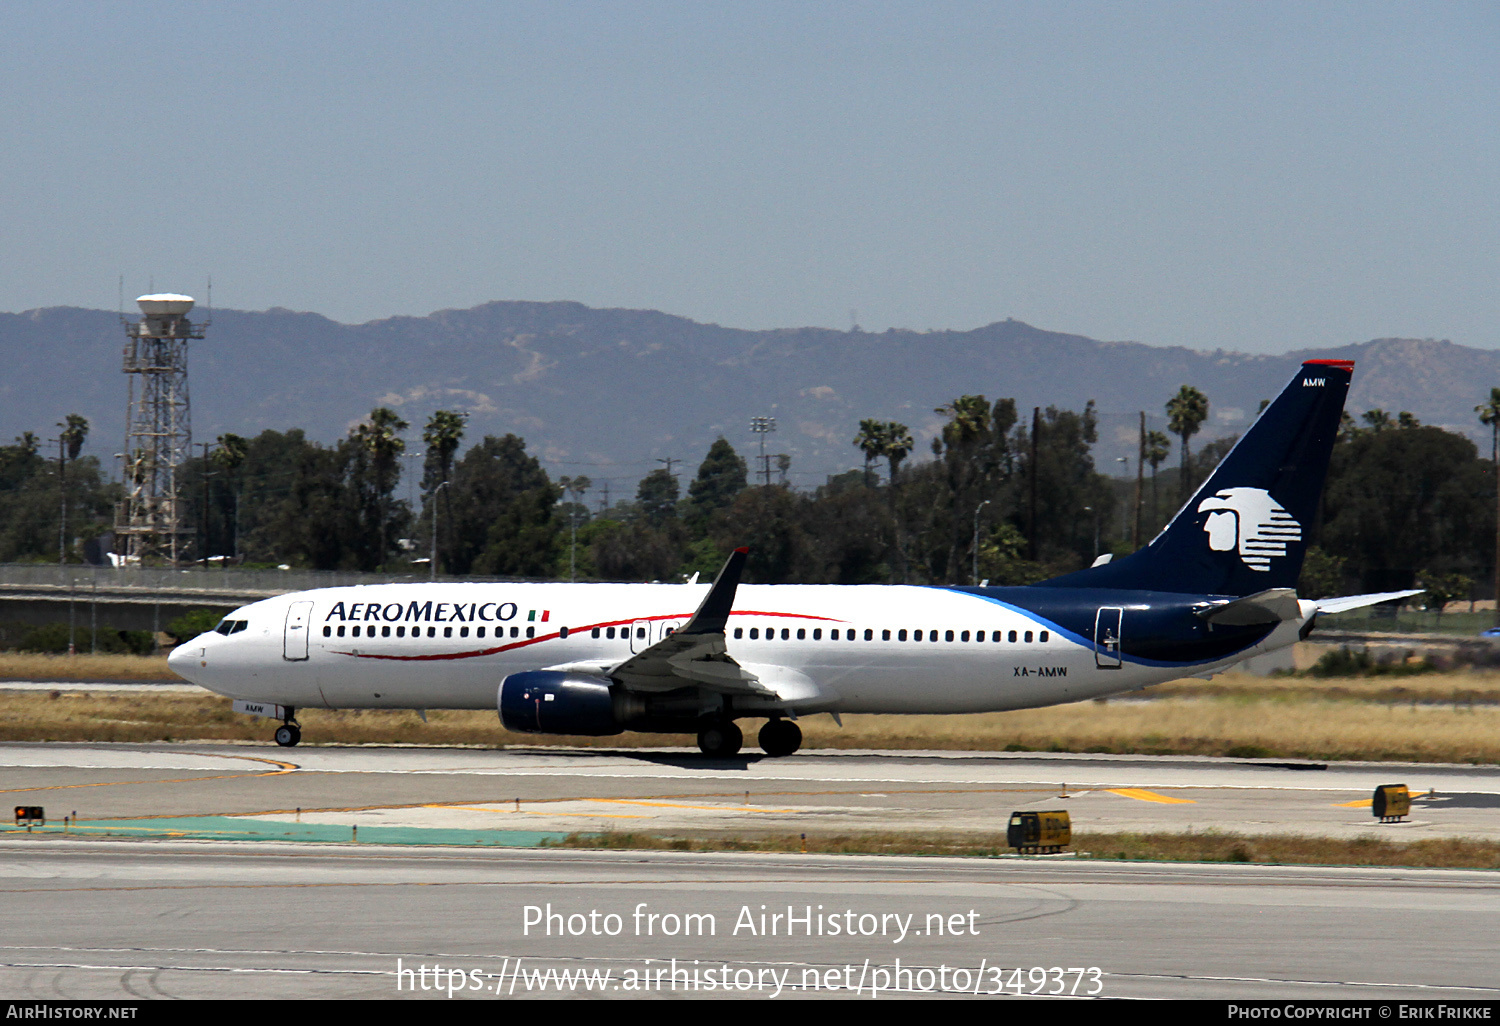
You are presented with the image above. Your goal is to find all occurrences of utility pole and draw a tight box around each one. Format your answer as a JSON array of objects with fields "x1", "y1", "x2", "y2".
[
  {"x1": 1029, "y1": 407, "x2": 1040, "y2": 561},
  {"x1": 1135, "y1": 412, "x2": 1145, "y2": 549}
]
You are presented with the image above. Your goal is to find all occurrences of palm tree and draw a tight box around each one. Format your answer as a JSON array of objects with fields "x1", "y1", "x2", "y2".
[
  {"x1": 213, "y1": 433, "x2": 248, "y2": 560},
  {"x1": 1165, "y1": 386, "x2": 1208, "y2": 504},
  {"x1": 56, "y1": 414, "x2": 88, "y2": 564},
  {"x1": 882, "y1": 422, "x2": 914, "y2": 583},
  {"x1": 1144, "y1": 429, "x2": 1171, "y2": 526},
  {"x1": 1362, "y1": 408, "x2": 1392, "y2": 432},
  {"x1": 422, "y1": 410, "x2": 466, "y2": 574},
  {"x1": 355, "y1": 407, "x2": 408, "y2": 568},
  {"x1": 853, "y1": 419, "x2": 887, "y2": 486},
  {"x1": 1477, "y1": 388, "x2": 1500, "y2": 626}
]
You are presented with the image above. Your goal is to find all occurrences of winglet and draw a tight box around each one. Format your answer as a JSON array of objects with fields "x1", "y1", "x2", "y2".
[{"x1": 676, "y1": 548, "x2": 748, "y2": 636}]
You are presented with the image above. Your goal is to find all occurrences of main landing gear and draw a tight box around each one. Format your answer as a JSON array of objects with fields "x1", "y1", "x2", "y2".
[
  {"x1": 758, "y1": 718, "x2": 802, "y2": 757},
  {"x1": 695, "y1": 718, "x2": 803, "y2": 757},
  {"x1": 274, "y1": 708, "x2": 301, "y2": 747},
  {"x1": 696, "y1": 720, "x2": 742, "y2": 758}
]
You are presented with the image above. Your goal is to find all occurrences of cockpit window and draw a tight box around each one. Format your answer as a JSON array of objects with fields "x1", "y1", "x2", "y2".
[{"x1": 215, "y1": 619, "x2": 249, "y2": 635}]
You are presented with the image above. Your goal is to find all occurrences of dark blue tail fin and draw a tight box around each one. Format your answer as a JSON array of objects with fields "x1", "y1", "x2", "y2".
[{"x1": 1040, "y1": 359, "x2": 1353, "y2": 597}]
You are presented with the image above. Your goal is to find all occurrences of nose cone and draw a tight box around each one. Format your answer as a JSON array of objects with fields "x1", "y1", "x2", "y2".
[{"x1": 166, "y1": 641, "x2": 198, "y2": 682}]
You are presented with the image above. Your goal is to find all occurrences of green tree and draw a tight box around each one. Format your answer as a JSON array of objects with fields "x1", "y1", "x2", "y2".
[
  {"x1": 1165, "y1": 385, "x2": 1209, "y2": 505},
  {"x1": 445, "y1": 434, "x2": 558, "y2": 577},
  {"x1": 686, "y1": 438, "x2": 747, "y2": 528},
  {"x1": 1321, "y1": 426, "x2": 1492, "y2": 592},
  {"x1": 636, "y1": 468, "x2": 680, "y2": 525}
]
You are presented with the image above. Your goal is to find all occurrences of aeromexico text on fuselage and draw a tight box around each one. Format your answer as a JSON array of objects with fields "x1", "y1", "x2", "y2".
[{"x1": 323, "y1": 598, "x2": 547, "y2": 628}]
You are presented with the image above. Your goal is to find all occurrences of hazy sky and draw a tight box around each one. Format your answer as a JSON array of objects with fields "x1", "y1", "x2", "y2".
[{"x1": 3, "y1": 1, "x2": 1496, "y2": 353}]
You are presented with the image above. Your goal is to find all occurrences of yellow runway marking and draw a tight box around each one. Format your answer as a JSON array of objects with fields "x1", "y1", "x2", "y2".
[
  {"x1": 1337, "y1": 792, "x2": 1426, "y2": 808},
  {"x1": 0, "y1": 752, "x2": 298, "y2": 795},
  {"x1": 1107, "y1": 788, "x2": 1195, "y2": 804},
  {"x1": 592, "y1": 798, "x2": 800, "y2": 813}
]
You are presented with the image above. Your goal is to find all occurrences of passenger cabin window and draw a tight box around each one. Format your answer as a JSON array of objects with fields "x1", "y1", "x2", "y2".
[
  {"x1": 592, "y1": 628, "x2": 601, "y2": 638},
  {"x1": 527, "y1": 626, "x2": 535, "y2": 639},
  {"x1": 882, "y1": 629, "x2": 891, "y2": 641},
  {"x1": 559, "y1": 626, "x2": 569, "y2": 639},
  {"x1": 606, "y1": 627, "x2": 616, "y2": 639},
  {"x1": 961, "y1": 630, "x2": 970, "y2": 642},
  {"x1": 812, "y1": 629, "x2": 821, "y2": 640},
  {"x1": 1008, "y1": 630, "x2": 1017, "y2": 643},
  {"x1": 797, "y1": 628, "x2": 806, "y2": 640},
  {"x1": 750, "y1": 628, "x2": 759, "y2": 640},
  {"x1": 945, "y1": 630, "x2": 955, "y2": 642},
  {"x1": 1040, "y1": 631, "x2": 1049, "y2": 643},
  {"x1": 322, "y1": 626, "x2": 331, "y2": 637},
  {"x1": 864, "y1": 629, "x2": 873, "y2": 641},
  {"x1": 782, "y1": 628, "x2": 790, "y2": 640},
  {"x1": 734, "y1": 627, "x2": 743, "y2": 639},
  {"x1": 1024, "y1": 631, "x2": 1033, "y2": 643},
  {"x1": 898, "y1": 629, "x2": 907, "y2": 641}
]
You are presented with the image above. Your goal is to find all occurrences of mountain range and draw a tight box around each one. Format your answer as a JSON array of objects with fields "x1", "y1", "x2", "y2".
[{"x1": 3, "y1": 300, "x2": 1495, "y2": 492}]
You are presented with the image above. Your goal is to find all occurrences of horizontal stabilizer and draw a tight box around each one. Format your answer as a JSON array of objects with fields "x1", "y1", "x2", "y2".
[
  {"x1": 1314, "y1": 589, "x2": 1425, "y2": 615},
  {"x1": 1196, "y1": 588, "x2": 1301, "y2": 626}
]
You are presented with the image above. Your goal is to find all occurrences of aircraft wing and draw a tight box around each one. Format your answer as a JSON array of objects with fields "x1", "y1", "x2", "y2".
[
  {"x1": 606, "y1": 547, "x2": 768, "y2": 695},
  {"x1": 1313, "y1": 589, "x2": 1425, "y2": 615}
]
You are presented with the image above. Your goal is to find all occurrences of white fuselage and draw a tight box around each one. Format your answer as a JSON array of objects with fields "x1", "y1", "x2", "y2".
[{"x1": 169, "y1": 582, "x2": 1308, "y2": 716}]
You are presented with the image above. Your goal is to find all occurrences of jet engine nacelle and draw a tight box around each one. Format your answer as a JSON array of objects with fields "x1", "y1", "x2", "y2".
[{"x1": 498, "y1": 670, "x2": 622, "y2": 736}]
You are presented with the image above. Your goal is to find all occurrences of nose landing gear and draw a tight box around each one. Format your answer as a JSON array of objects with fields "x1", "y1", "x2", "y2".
[{"x1": 273, "y1": 708, "x2": 301, "y2": 747}]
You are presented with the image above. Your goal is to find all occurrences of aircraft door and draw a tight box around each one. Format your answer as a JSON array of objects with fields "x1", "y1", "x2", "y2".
[
  {"x1": 283, "y1": 601, "x2": 313, "y2": 661},
  {"x1": 1094, "y1": 607, "x2": 1123, "y2": 669},
  {"x1": 629, "y1": 619, "x2": 651, "y2": 654}
]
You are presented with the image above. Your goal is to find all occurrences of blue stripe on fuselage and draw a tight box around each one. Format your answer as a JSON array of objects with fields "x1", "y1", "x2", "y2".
[{"x1": 929, "y1": 585, "x2": 1274, "y2": 668}]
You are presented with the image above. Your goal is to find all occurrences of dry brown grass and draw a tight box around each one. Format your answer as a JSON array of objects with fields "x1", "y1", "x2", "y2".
[
  {"x1": 3, "y1": 684, "x2": 1499, "y2": 763},
  {"x1": 544, "y1": 829, "x2": 1500, "y2": 869},
  {"x1": 797, "y1": 696, "x2": 1500, "y2": 763},
  {"x1": 0, "y1": 652, "x2": 175, "y2": 681},
  {"x1": 1154, "y1": 668, "x2": 1500, "y2": 704}
]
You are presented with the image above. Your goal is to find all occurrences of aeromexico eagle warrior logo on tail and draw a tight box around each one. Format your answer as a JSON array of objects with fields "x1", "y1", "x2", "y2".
[{"x1": 1197, "y1": 487, "x2": 1303, "y2": 572}]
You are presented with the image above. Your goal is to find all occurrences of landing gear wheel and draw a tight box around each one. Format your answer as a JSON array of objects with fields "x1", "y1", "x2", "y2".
[
  {"x1": 758, "y1": 719, "x2": 802, "y2": 757},
  {"x1": 697, "y1": 721, "x2": 742, "y2": 757},
  {"x1": 274, "y1": 724, "x2": 301, "y2": 747}
]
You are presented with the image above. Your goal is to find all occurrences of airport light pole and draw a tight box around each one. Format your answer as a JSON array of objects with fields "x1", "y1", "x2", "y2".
[{"x1": 430, "y1": 480, "x2": 449, "y2": 581}]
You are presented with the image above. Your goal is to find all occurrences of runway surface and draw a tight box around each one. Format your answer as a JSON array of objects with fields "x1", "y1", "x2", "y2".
[
  {"x1": 2, "y1": 741, "x2": 1498, "y2": 840},
  {"x1": 2, "y1": 839, "x2": 1498, "y2": 1000},
  {"x1": 3, "y1": 742, "x2": 1499, "y2": 1000}
]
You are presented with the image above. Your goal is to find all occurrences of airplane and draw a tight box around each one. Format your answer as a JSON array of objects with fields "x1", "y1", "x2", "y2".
[{"x1": 168, "y1": 358, "x2": 1419, "y2": 757}]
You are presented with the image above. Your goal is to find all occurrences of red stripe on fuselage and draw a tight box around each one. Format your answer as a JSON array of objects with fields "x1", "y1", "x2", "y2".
[{"x1": 332, "y1": 609, "x2": 844, "y2": 662}]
